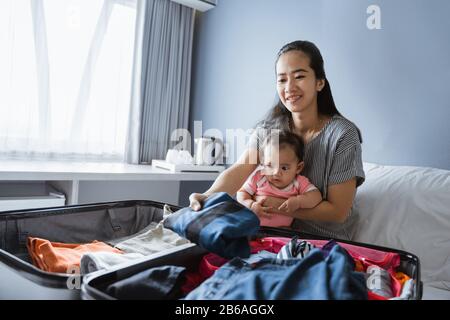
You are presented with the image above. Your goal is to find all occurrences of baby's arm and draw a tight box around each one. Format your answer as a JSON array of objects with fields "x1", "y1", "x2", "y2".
[
  {"x1": 237, "y1": 189, "x2": 256, "y2": 210},
  {"x1": 237, "y1": 190, "x2": 273, "y2": 219},
  {"x1": 278, "y1": 189, "x2": 322, "y2": 213}
]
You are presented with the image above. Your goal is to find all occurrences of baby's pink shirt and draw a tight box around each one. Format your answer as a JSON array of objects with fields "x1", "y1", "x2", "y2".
[
  {"x1": 241, "y1": 167, "x2": 318, "y2": 228},
  {"x1": 242, "y1": 167, "x2": 317, "y2": 198}
]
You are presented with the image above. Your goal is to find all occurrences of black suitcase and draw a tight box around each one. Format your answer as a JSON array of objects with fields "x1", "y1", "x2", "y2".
[
  {"x1": 0, "y1": 200, "x2": 423, "y2": 300},
  {"x1": 81, "y1": 228, "x2": 423, "y2": 300},
  {"x1": 0, "y1": 200, "x2": 181, "y2": 299}
]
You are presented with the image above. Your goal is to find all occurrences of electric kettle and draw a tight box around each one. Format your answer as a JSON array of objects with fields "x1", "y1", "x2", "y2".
[{"x1": 194, "y1": 136, "x2": 224, "y2": 166}]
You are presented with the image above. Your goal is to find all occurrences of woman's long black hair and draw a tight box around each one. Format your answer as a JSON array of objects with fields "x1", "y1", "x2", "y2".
[{"x1": 258, "y1": 40, "x2": 342, "y2": 131}]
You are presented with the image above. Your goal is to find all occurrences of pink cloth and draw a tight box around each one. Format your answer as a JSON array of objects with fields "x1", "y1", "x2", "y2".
[{"x1": 242, "y1": 168, "x2": 317, "y2": 227}]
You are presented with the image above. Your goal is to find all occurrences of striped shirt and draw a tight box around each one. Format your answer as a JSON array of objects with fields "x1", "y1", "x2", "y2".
[{"x1": 248, "y1": 115, "x2": 365, "y2": 240}]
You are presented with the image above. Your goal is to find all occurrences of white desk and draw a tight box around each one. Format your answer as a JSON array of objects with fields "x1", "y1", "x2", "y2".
[{"x1": 0, "y1": 160, "x2": 220, "y2": 206}]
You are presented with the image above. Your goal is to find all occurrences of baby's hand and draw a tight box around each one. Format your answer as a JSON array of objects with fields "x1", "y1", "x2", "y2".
[
  {"x1": 250, "y1": 201, "x2": 274, "y2": 220},
  {"x1": 278, "y1": 197, "x2": 301, "y2": 213}
]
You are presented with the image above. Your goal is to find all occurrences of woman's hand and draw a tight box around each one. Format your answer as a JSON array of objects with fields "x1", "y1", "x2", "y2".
[
  {"x1": 254, "y1": 195, "x2": 287, "y2": 215},
  {"x1": 189, "y1": 193, "x2": 209, "y2": 211},
  {"x1": 278, "y1": 197, "x2": 302, "y2": 214},
  {"x1": 250, "y1": 201, "x2": 274, "y2": 220}
]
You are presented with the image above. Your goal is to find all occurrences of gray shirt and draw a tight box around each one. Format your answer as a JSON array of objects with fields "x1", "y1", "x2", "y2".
[{"x1": 248, "y1": 115, "x2": 365, "y2": 240}]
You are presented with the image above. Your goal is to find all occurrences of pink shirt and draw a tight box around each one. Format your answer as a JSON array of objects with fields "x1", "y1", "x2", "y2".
[{"x1": 241, "y1": 167, "x2": 317, "y2": 227}]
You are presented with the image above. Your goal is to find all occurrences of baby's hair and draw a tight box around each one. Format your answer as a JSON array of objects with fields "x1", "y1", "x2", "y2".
[{"x1": 261, "y1": 130, "x2": 305, "y2": 162}]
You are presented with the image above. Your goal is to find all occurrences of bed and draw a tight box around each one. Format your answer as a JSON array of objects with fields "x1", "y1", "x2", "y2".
[{"x1": 353, "y1": 162, "x2": 450, "y2": 299}]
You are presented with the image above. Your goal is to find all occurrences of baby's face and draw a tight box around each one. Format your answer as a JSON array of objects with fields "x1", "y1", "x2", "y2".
[{"x1": 261, "y1": 145, "x2": 301, "y2": 189}]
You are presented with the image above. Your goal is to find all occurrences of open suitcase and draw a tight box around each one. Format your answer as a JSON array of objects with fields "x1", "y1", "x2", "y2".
[
  {"x1": 0, "y1": 200, "x2": 178, "y2": 299},
  {"x1": 0, "y1": 200, "x2": 423, "y2": 300}
]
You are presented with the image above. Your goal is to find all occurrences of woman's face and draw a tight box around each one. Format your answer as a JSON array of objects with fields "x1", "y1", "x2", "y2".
[{"x1": 276, "y1": 50, "x2": 324, "y2": 114}]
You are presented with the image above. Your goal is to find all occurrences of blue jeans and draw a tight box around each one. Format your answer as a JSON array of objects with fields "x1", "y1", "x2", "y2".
[
  {"x1": 184, "y1": 245, "x2": 367, "y2": 300},
  {"x1": 164, "y1": 192, "x2": 260, "y2": 259}
]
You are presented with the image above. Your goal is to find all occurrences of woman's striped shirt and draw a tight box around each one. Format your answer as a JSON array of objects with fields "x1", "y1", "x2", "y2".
[{"x1": 248, "y1": 115, "x2": 365, "y2": 240}]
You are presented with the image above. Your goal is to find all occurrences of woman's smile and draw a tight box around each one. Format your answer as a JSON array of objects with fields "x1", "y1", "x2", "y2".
[{"x1": 286, "y1": 95, "x2": 302, "y2": 103}]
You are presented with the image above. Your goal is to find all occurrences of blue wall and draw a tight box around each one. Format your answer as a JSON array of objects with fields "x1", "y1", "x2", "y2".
[
  {"x1": 191, "y1": 0, "x2": 450, "y2": 169},
  {"x1": 190, "y1": 0, "x2": 450, "y2": 170}
]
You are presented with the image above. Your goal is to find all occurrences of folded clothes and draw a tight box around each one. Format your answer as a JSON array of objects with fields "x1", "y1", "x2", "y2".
[
  {"x1": 113, "y1": 220, "x2": 190, "y2": 255},
  {"x1": 27, "y1": 237, "x2": 123, "y2": 273},
  {"x1": 164, "y1": 192, "x2": 260, "y2": 259},
  {"x1": 106, "y1": 222, "x2": 159, "y2": 247},
  {"x1": 80, "y1": 252, "x2": 145, "y2": 274},
  {"x1": 105, "y1": 265, "x2": 187, "y2": 300}
]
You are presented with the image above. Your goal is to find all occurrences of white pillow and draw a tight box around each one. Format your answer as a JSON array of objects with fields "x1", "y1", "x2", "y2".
[{"x1": 353, "y1": 162, "x2": 450, "y2": 291}]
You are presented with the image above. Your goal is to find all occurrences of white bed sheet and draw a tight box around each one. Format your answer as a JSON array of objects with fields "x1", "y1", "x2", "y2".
[{"x1": 353, "y1": 162, "x2": 450, "y2": 299}]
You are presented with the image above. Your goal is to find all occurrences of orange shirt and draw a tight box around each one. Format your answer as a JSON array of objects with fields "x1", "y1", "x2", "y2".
[{"x1": 27, "y1": 237, "x2": 123, "y2": 273}]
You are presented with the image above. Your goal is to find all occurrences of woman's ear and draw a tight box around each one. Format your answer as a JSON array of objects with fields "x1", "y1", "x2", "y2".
[
  {"x1": 296, "y1": 161, "x2": 304, "y2": 174},
  {"x1": 316, "y1": 79, "x2": 325, "y2": 92}
]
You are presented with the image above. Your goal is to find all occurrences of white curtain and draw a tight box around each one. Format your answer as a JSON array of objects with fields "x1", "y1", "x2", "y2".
[
  {"x1": 125, "y1": 0, "x2": 194, "y2": 164},
  {"x1": 0, "y1": 0, "x2": 137, "y2": 161}
]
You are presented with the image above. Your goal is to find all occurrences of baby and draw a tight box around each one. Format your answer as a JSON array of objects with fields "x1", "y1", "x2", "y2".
[{"x1": 237, "y1": 131, "x2": 322, "y2": 227}]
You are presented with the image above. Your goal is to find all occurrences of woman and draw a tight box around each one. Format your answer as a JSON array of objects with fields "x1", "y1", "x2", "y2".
[{"x1": 189, "y1": 40, "x2": 365, "y2": 240}]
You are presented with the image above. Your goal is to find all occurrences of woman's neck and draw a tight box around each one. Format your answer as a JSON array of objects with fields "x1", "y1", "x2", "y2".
[{"x1": 291, "y1": 110, "x2": 330, "y2": 142}]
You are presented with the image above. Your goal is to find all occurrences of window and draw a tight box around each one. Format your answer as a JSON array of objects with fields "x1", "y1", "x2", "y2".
[{"x1": 0, "y1": 0, "x2": 137, "y2": 161}]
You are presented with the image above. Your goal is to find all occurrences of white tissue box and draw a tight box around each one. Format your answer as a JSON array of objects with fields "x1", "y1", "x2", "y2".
[{"x1": 152, "y1": 160, "x2": 225, "y2": 173}]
